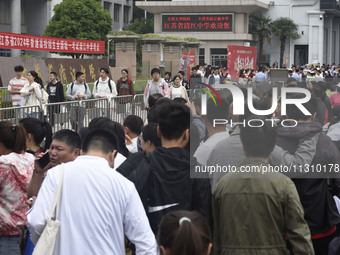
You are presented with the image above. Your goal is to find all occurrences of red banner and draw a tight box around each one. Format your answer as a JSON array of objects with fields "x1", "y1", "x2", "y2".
[
  {"x1": 181, "y1": 50, "x2": 196, "y2": 81},
  {"x1": 0, "y1": 32, "x2": 105, "y2": 54},
  {"x1": 227, "y1": 45, "x2": 257, "y2": 82}
]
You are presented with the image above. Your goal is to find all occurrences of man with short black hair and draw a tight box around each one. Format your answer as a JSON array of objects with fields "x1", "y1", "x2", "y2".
[
  {"x1": 209, "y1": 67, "x2": 224, "y2": 87},
  {"x1": 46, "y1": 72, "x2": 65, "y2": 126},
  {"x1": 128, "y1": 103, "x2": 211, "y2": 234},
  {"x1": 123, "y1": 115, "x2": 144, "y2": 153},
  {"x1": 28, "y1": 129, "x2": 158, "y2": 254},
  {"x1": 27, "y1": 129, "x2": 81, "y2": 199},
  {"x1": 292, "y1": 68, "x2": 302, "y2": 82},
  {"x1": 213, "y1": 116, "x2": 314, "y2": 255},
  {"x1": 144, "y1": 68, "x2": 170, "y2": 107},
  {"x1": 164, "y1": 71, "x2": 172, "y2": 85},
  {"x1": 8, "y1": 65, "x2": 27, "y2": 118},
  {"x1": 92, "y1": 67, "x2": 117, "y2": 117},
  {"x1": 178, "y1": 70, "x2": 189, "y2": 90},
  {"x1": 254, "y1": 66, "x2": 268, "y2": 83},
  {"x1": 66, "y1": 71, "x2": 91, "y2": 131},
  {"x1": 93, "y1": 67, "x2": 117, "y2": 99},
  {"x1": 189, "y1": 66, "x2": 203, "y2": 89}
]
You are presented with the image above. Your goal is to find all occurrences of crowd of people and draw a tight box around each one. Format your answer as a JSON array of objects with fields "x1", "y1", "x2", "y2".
[{"x1": 0, "y1": 62, "x2": 340, "y2": 255}]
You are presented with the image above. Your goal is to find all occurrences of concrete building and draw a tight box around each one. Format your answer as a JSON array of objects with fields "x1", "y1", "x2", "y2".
[
  {"x1": 0, "y1": 0, "x2": 133, "y2": 57},
  {"x1": 136, "y1": 0, "x2": 340, "y2": 67}
]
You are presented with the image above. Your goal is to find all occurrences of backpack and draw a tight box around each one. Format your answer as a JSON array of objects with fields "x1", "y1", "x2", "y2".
[
  {"x1": 118, "y1": 78, "x2": 132, "y2": 89},
  {"x1": 70, "y1": 82, "x2": 88, "y2": 94},
  {"x1": 95, "y1": 78, "x2": 112, "y2": 93},
  {"x1": 41, "y1": 88, "x2": 49, "y2": 104}
]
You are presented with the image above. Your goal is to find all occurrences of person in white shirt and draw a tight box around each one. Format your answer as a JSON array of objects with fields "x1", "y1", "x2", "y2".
[
  {"x1": 170, "y1": 75, "x2": 189, "y2": 101},
  {"x1": 92, "y1": 67, "x2": 117, "y2": 116},
  {"x1": 27, "y1": 129, "x2": 158, "y2": 255},
  {"x1": 123, "y1": 115, "x2": 144, "y2": 153},
  {"x1": 8, "y1": 65, "x2": 28, "y2": 119},
  {"x1": 20, "y1": 71, "x2": 44, "y2": 119},
  {"x1": 8, "y1": 65, "x2": 28, "y2": 106},
  {"x1": 93, "y1": 67, "x2": 117, "y2": 99}
]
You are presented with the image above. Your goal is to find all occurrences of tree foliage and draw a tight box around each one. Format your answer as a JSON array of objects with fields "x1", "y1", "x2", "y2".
[
  {"x1": 44, "y1": 0, "x2": 112, "y2": 58},
  {"x1": 249, "y1": 15, "x2": 272, "y2": 66},
  {"x1": 270, "y1": 17, "x2": 299, "y2": 68},
  {"x1": 128, "y1": 17, "x2": 154, "y2": 34}
]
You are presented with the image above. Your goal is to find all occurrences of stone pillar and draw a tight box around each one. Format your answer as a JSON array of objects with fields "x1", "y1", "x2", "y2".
[
  {"x1": 141, "y1": 38, "x2": 166, "y2": 78},
  {"x1": 11, "y1": 0, "x2": 21, "y2": 57},
  {"x1": 163, "y1": 40, "x2": 185, "y2": 75},
  {"x1": 107, "y1": 35, "x2": 141, "y2": 80}
]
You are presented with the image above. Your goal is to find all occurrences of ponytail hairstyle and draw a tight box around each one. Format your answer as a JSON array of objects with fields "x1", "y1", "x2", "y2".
[
  {"x1": 19, "y1": 118, "x2": 53, "y2": 151},
  {"x1": 157, "y1": 211, "x2": 212, "y2": 255},
  {"x1": 28, "y1": 70, "x2": 44, "y2": 89},
  {"x1": 0, "y1": 121, "x2": 26, "y2": 154}
]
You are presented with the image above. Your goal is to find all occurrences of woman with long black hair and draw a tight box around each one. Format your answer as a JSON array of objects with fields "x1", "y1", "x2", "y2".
[{"x1": 20, "y1": 71, "x2": 46, "y2": 119}]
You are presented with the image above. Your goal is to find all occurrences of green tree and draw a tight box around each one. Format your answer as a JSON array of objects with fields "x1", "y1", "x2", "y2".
[
  {"x1": 249, "y1": 15, "x2": 271, "y2": 66},
  {"x1": 44, "y1": 0, "x2": 112, "y2": 58},
  {"x1": 270, "y1": 17, "x2": 299, "y2": 68},
  {"x1": 128, "y1": 17, "x2": 154, "y2": 34}
]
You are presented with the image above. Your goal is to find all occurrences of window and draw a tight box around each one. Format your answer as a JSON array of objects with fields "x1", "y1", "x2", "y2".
[
  {"x1": 104, "y1": 1, "x2": 111, "y2": 13},
  {"x1": 124, "y1": 6, "x2": 131, "y2": 24},
  {"x1": 114, "y1": 4, "x2": 120, "y2": 22},
  {"x1": 199, "y1": 48, "x2": 205, "y2": 65},
  {"x1": 0, "y1": 0, "x2": 11, "y2": 24},
  {"x1": 0, "y1": 0, "x2": 25, "y2": 25}
]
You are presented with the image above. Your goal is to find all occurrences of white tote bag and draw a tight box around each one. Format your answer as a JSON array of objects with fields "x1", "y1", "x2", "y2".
[{"x1": 33, "y1": 164, "x2": 64, "y2": 255}]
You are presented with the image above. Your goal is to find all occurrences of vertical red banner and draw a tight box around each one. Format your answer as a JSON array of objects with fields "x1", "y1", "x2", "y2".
[
  {"x1": 181, "y1": 50, "x2": 196, "y2": 81},
  {"x1": 227, "y1": 45, "x2": 257, "y2": 82}
]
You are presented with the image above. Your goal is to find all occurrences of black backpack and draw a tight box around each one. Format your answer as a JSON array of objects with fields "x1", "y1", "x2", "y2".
[
  {"x1": 70, "y1": 82, "x2": 88, "y2": 94},
  {"x1": 95, "y1": 78, "x2": 112, "y2": 93}
]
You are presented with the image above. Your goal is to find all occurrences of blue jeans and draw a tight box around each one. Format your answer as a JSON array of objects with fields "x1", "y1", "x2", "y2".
[{"x1": 0, "y1": 236, "x2": 20, "y2": 255}]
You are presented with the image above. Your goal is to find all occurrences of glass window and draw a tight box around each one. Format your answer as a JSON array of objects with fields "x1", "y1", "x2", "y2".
[
  {"x1": 199, "y1": 48, "x2": 205, "y2": 65},
  {"x1": 0, "y1": 0, "x2": 11, "y2": 24},
  {"x1": 124, "y1": 6, "x2": 130, "y2": 24},
  {"x1": 104, "y1": 1, "x2": 111, "y2": 13},
  {"x1": 114, "y1": 4, "x2": 120, "y2": 22}
]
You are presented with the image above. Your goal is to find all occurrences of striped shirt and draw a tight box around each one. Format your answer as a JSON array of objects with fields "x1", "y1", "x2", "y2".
[{"x1": 8, "y1": 77, "x2": 28, "y2": 105}]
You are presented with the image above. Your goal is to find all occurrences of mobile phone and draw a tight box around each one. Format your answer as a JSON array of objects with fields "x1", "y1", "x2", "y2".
[{"x1": 38, "y1": 151, "x2": 50, "y2": 169}]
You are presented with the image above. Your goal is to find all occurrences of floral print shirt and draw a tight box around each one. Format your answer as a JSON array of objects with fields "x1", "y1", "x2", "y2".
[{"x1": 0, "y1": 152, "x2": 34, "y2": 236}]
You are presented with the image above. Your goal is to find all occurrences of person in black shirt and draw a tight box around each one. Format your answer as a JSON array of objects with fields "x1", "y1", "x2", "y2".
[
  {"x1": 178, "y1": 71, "x2": 189, "y2": 90},
  {"x1": 46, "y1": 72, "x2": 65, "y2": 126},
  {"x1": 189, "y1": 67, "x2": 202, "y2": 89}
]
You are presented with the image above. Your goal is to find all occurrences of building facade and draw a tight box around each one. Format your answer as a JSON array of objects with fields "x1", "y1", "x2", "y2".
[
  {"x1": 0, "y1": 0, "x2": 133, "y2": 57},
  {"x1": 136, "y1": 0, "x2": 340, "y2": 67}
]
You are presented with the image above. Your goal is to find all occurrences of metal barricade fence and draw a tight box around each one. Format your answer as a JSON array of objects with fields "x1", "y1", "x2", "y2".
[
  {"x1": 42, "y1": 101, "x2": 82, "y2": 132},
  {"x1": 109, "y1": 95, "x2": 134, "y2": 123},
  {"x1": 43, "y1": 98, "x2": 111, "y2": 133},
  {"x1": 132, "y1": 94, "x2": 147, "y2": 121},
  {"x1": 0, "y1": 105, "x2": 42, "y2": 123}
]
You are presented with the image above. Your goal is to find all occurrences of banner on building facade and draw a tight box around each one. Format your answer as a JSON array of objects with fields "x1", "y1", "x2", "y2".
[
  {"x1": 227, "y1": 45, "x2": 257, "y2": 81},
  {"x1": 0, "y1": 32, "x2": 105, "y2": 54},
  {"x1": 162, "y1": 14, "x2": 233, "y2": 32}
]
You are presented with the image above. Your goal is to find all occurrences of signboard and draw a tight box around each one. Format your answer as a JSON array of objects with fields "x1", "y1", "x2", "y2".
[
  {"x1": 0, "y1": 32, "x2": 105, "y2": 54},
  {"x1": 227, "y1": 45, "x2": 257, "y2": 82},
  {"x1": 162, "y1": 14, "x2": 233, "y2": 32}
]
